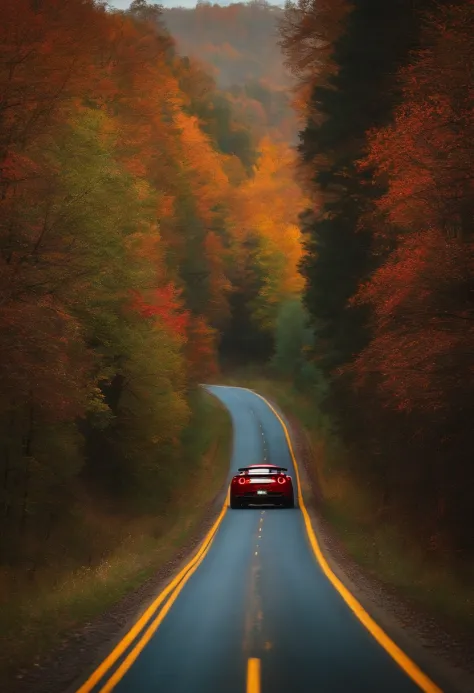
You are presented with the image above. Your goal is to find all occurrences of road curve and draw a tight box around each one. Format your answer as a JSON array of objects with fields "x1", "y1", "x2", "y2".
[{"x1": 75, "y1": 385, "x2": 442, "y2": 693}]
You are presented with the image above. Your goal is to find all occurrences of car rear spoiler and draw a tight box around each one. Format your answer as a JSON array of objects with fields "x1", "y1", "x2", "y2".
[{"x1": 238, "y1": 466, "x2": 288, "y2": 473}]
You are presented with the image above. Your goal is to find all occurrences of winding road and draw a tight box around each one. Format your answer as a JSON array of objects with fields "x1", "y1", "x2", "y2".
[{"x1": 74, "y1": 385, "x2": 443, "y2": 693}]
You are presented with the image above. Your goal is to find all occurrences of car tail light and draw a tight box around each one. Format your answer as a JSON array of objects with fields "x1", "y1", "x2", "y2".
[
  {"x1": 277, "y1": 476, "x2": 286, "y2": 485},
  {"x1": 238, "y1": 477, "x2": 246, "y2": 485}
]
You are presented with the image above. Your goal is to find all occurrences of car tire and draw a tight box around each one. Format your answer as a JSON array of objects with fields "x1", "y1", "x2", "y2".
[
  {"x1": 285, "y1": 496, "x2": 295, "y2": 509},
  {"x1": 230, "y1": 496, "x2": 241, "y2": 509}
]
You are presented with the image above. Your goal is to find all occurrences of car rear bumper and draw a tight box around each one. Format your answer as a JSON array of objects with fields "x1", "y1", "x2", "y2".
[{"x1": 233, "y1": 491, "x2": 291, "y2": 505}]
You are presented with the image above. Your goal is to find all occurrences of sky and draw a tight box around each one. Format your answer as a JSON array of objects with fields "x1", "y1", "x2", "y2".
[
  {"x1": 109, "y1": 0, "x2": 243, "y2": 8},
  {"x1": 109, "y1": 1, "x2": 179, "y2": 7}
]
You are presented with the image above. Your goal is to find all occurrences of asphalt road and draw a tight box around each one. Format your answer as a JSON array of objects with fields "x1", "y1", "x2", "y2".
[{"x1": 83, "y1": 385, "x2": 435, "y2": 693}]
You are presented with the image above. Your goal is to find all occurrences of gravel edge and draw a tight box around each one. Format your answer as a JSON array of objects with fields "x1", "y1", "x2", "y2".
[
  {"x1": 4, "y1": 487, "x2": 228, "y2": 693},
  {"x1": 268, "y1": 399, "x2": 474, "y2": 693}
]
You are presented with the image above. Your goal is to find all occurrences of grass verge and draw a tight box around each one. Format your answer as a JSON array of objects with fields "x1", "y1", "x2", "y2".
[
  {"x1": 221, "y1": 367, "x2": 474, "y2": 634},
  {"x1": 0, "y1": 388, "x2": 231, "y2": 681}
]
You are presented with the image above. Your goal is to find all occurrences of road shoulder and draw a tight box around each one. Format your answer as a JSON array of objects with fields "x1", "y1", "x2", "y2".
[
  {"x1": 264, "y1": 395, "x2": 474, "y2": 693},
  {"x1": 3, "y1": 392, "x2": 231, "y2": 693}
]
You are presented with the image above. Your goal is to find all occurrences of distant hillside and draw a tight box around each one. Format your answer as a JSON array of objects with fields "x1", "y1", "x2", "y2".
[
  {"x1": 164, "y1": 1, "x2": 290, "y2": 88},
  {"x1": 163, "y1": 1, "x2": 297, "y2": 141}
]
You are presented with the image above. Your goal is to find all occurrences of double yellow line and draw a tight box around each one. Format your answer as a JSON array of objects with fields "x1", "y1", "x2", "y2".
[
  {"x1": 76, "y1": 385, "x2": 442, "y2": 693},
  {"x1": 76, "y1": 502, "x2": 227, "y2": 693}
]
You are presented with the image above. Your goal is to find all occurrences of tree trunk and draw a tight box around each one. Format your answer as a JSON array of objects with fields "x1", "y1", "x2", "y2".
[{"x1": 20, "y1": 403, "x2": 34, "y2": 535}]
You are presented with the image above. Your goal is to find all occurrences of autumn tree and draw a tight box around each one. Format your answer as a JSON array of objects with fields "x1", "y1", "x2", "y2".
[
  {"x1": 0, "y1": 0, "x2": 311, "y2": 587},
  {"x1": 348, "y1": 0, "x2": 474, "y2": 549},
  {"x1": 354, "y1": 0, "x2": 474, "y2": 411},
  {"x1": 0, "y1": 0, "x2": 237, "y2": 571},
  {"x1": 282, "y1": 0, "x2": 439, "y2": 375},
  {"x1": 163, "y1": 2, "x2": 296, "y2": 142},
  {"x1": 226, "y1": 138, "x2": 306, "y2": 350},
  {"x1": 282, "y1": 0, "x2": 474, "y2": 556}
]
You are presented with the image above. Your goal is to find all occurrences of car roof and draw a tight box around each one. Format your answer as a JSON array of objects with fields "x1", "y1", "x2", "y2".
[{"x1": 247, "y1": 464, "x2": 279, "y2": 468}]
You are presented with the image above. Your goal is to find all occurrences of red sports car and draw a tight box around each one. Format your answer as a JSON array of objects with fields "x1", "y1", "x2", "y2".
[{"x1": 230, "y1": 464, "x2": 295, "y2": 508}]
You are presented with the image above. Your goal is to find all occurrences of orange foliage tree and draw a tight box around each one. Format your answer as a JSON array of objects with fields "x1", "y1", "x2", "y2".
[{"x1": 229, "y1": 138, "x2": 307, "y2": 331}]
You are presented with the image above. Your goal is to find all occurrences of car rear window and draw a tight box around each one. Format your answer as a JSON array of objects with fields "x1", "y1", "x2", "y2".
[{"x1": 247, "y1": 468, "x2": 277, "y2": 475}]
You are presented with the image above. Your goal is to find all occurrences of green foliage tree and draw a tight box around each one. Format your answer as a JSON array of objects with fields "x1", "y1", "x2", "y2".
[
  {"x1": 220, "y1": 233, "x2": 274, "y2": 364},
  {"x1": 271, "y1": 298, "x2": 312, "y2": 378},
  {"x1": 177, "y1": 59, "x2": 259, "y2": 172},
  {"x1": 250, "y1": 236, "x2": 287, "y2": 332}
]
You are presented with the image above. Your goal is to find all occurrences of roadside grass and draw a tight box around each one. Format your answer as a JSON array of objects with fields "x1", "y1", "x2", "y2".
[
  {"x1": 220, "y1": 367, "x2": 474, "y2": 633},
  {"x1": 0, "y1": 389, "x2": 231, "y2": 680}
]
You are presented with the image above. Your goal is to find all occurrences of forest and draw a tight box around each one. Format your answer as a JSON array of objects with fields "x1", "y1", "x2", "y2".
[
  {"x1": 1, "y1": 0, "x2": 473, "y2": 683},
  {"x1": 279, "y1": 0, "x2": 474, "y2": 580},
  {"x1": 164, "y1": 1, "x2": 299, "y2": 142},
  {"x1": 0, "y1": 0, "x2": 305, "y2": 645}
]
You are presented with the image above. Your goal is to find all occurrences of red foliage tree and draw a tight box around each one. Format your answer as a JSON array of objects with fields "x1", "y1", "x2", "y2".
[
  {"x1": 353, "y1": 1, "x2": 474, "y2": 413},
  {"x1": 130, "y1": 284, "x2": 189, "y2": 338},
  {"x1": 185, "y1": 315, "x2": 219, "y2": 383}
]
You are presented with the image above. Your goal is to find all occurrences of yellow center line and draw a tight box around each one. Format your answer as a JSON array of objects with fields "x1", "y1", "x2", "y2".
[
  {"x1": 243, "y1": 387, "x2": 442, "y2": 693},
  {"x1": 75, "y1": 385, "x2": 442, "y2": 693},
  {"x1": 247, "y1": 658, "x2": 261, "y2": 693}
]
